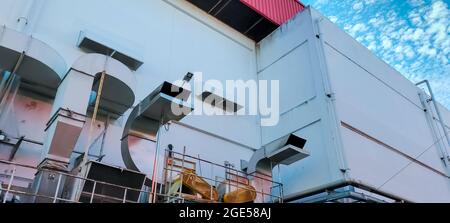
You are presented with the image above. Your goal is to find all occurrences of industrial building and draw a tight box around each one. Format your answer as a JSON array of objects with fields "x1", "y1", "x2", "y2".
[{"x1": 0, "y1": 0, "x2": 449, "y2": 203}]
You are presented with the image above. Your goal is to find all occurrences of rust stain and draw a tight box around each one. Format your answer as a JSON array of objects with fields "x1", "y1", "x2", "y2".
[{"x1": 25, "y1": 101, "x2": 38, "y2": 111}]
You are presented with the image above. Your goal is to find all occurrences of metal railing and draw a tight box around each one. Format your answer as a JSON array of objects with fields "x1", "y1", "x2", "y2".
[
  {"x1": 161, "y1": 149, "x2": 284, "y2": 203},
  {"x1": 0, "y1": 159, "x2": 187, "y2": 203},
  {"x1": 0, "y1": 155, "x2": 284, "y2": 203}
]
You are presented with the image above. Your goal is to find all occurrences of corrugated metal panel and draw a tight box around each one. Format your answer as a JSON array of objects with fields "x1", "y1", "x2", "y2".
[{"x1": 240, "y1": 0, "x2": 305, "y2": 25}]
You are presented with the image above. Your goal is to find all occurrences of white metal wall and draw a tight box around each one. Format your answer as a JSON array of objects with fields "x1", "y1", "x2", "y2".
[
  {"x1": 257, "y1": 8, "x2": 346, "y2": 198},
  {"x1": 256, "y1": 7, "x2": 450, "y2": 202},
  {"x1": 312, "y1": 8, "x2": 450, "y2": 202}
]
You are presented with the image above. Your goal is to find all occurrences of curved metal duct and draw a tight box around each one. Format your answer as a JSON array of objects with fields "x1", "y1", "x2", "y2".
[
  {"x1": 0, "y1": 26, "x2": 66, "y2": 97},
  {"x1": 247, "y1": 134, "x2": 309, "y2": 176},
  {"x1": 40, "y1": 53, "x2": 136, "y2": 168},
  {"x1": 121, "y1": 81, "x2": 193, "y2": 172}
]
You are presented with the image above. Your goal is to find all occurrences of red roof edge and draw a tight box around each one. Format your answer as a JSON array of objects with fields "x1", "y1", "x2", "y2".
[{"x1": 240, "y1": 0, "x2": 306, "y2": 26}]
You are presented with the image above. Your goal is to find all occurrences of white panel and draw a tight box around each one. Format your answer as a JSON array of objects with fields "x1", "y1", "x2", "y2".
[
  {"x1": 324, "y1": 44, "x2": 446, "y2": 174},
  {"x1": 257, "y1": 9, "x2": 312, "y2": 72},
  {"x1": 258, "y1": 41, "x2": 315, "y2": 114},
  {"x1": 342, "y1": 127, "x2": 450, "y2": 202},
  {"x1": 258, "y1": 8, "x2": 344, "y2": 198},
  {"x1": 261, "y1": 99, "x2": 321, "y2": 145},
  {"x1": 317, "y1": 10, "x2": 450, "y2": 201},
  {"x1": 318, "y1": 16, "x2": 423, "y2": 106},
  {"x1": 274, "y1": 121, "x2": 343, "y2": 197}
]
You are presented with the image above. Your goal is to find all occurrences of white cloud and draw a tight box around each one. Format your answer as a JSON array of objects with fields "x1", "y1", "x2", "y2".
[
  {"x1": 404, "y1": 46, "x2": 415, "y2": 58},
  {"x1": 382, "y1": 38, "x2": 393, "y2": 49},
  {"x1": 348, "y1": 23, "x2": 368, "y2": 36},
  {"x1": 364, "y1": 33, "x2": 375, "y2": 42},
  {"x1": 428, "y1": 1, "x2": 448, "y2": 20},
  {"x1": 368, "y1": 42, "x2": 377, "y2": 51},
  {"x1": 408, "y1": 0, "x2": 425, "y2": 7},
  {"x1": 368, "y1": 17, "x2": 385, "y2": 27},
  {"x1": 353, "y1": 2, "x2": 364, "y2": 11},
  {"x1": 328, "y1": 16, "x2": 338, "y2": 23},
  {"x1": 418, "y1": 45, "x2": 437, "y2": 57}
]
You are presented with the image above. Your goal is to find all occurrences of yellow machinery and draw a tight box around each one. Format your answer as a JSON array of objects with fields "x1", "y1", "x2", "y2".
[
  {"x1": 218, "y1": 172, "x2": 257, "y2": 203},
  {"x1": 164, "y1": 150, "x2": 256, "y2": 203},
  {"x1": 221, "y1": 182, "x2": 257, "y2": 203},
  {"x1": 168, "y1": 169, "x2": 219, "y2": 202}
]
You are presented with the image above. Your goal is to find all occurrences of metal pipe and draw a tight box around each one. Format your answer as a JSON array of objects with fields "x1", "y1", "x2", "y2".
[
  {"x1": 0, "y1": 53, "x2": 25, "y2": 104},
  {"x1": 416, "y1": 80, "x2": 450, "y2": 157},
  {"x1": 99, "y1": 113, "x2": 110, "y2": 160},
  {"x1": 82, "y1": 71, "x2": 106, "y2": 166}
]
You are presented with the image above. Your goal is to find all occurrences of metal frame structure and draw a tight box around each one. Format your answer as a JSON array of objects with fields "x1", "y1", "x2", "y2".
[
  {"x1": 0, "y1": 159, "x2": 182, "y2": 203},
  {"x1": 0, "y1": 153, "x2": 284, "y2": 203},
  {"x1": 161, "y1": 148, "x2": 284, "y2": 203}
]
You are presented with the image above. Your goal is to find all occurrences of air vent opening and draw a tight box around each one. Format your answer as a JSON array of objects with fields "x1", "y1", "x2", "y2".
[
  {"x1": 199, "y1": 91, "x2": 244, "y2": 113},
  {"x1": 77, "y1": 32, "x2": 144, "y2": 71}
]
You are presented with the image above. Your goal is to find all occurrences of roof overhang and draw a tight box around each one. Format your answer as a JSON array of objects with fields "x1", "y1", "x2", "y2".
[{"x1": 186, "y1": 0, "x2": 305, "y2": 42}]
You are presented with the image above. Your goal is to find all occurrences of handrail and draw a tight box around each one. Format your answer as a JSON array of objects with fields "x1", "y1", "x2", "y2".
[{"x1": 1, "y1": 159, "x2": 282, "y2": 203}]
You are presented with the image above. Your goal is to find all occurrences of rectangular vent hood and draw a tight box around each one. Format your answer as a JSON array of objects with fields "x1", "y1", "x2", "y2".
[{"x1": 77, "y1": 31, "x2": 144, "y2": 71}]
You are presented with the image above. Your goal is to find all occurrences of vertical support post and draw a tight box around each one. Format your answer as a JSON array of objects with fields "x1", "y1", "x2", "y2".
[
  {"x1": 261, "y1": 188, "x2": 265, "y2": 203},
  {"x1": 53, "y1": 174, "x2": 62, "y2": 203},
  {"x1": 167, "y1": 152, "x2": 174, "y2": 202},
  {"x1": 3, "y1": 166, "x2": 16, "y2": 203},
  {"x1": 150, "y1": 120, "x2": 163, "y2": 203},
  {"x1": 178, "y1": 147, "x2": 186, "y2": 202},
  {"x1": 123, "y1": 188, "x2": 128, "y2": 203},
  {"x1": 90, "y1": 181, "x2": 97, "y2": 203},
  {"x1": 197, "y1": 154, "x2": 202, "y2": 176},
  {"x1": 82, "y1": 71, "x2": 106, "y2": 166},
  {"x1": 210, "y1": 163, "x2": 214, "y2": 188},
  {"x1": 162, "y1": 149, "x2": 168, "y2": 201},
  {"x1": 277, "y1": 163, "x2": 283, "y2": 203},
  {"x1": 210, "y1": 184, "x2": 213, "y2": 202}
]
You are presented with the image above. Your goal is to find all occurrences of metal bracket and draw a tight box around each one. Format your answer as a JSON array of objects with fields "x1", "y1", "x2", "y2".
[
  {"x1": 17, "y1": 17, "x2": 29, "y2": 25},
  {"x1": 9, "y1": 136, "x2": 25, "y2": 161}
]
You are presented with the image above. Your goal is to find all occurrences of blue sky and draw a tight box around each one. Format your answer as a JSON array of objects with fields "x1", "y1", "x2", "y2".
[{"x1": 301, "y1": 0, "x2": 450, "y2": 108}]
